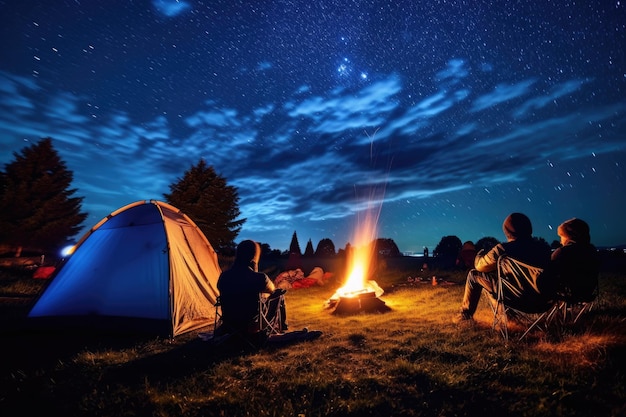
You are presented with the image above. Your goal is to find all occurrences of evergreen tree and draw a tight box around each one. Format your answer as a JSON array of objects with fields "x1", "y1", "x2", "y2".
[
  {"x1": 304, "y1": 239, "x2": 315, "y2": 257},
  {"x1": 288, "y1": 231, "x2": 302, "y2": 256},
  {"x1": 0, "y1": 138, "x2": 87, "y2": 256},
  {"x1": 285, "y1": 230, "x2": 302, "y2": 269},
  {"x1": 164, "y1": 159, "x2": 245, "y2": 253}
]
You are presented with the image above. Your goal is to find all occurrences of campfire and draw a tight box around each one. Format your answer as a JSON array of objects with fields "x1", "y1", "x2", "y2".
[{"x1": 326, "y1": 210, "x2": 388, "y2": 314}]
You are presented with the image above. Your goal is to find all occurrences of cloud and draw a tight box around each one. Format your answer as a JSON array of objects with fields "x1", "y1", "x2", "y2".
[
  {"x1": 512, "y1": 78, "x2": 590, "y2": 118},
  {"x1": 152, "y1": 0, "x2": 191, "y2": 17},
  {"x1": 471, "y1": 79, "x2": 537, "y2": 112},
  {"x1": 287, "y1": 75, "x2": 401, "y2": 138},
  {"x1": 0, "y1": 61, "x2": 624, "y2": 250}
]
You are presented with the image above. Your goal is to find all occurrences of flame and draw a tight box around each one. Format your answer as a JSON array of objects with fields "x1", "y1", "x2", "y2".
[
  {"x1": 334, "y1": 206, "x2": 382, "y2": 298},
  {"x1": 331, "y1": 138, "x2": 388, "y2": 302}
]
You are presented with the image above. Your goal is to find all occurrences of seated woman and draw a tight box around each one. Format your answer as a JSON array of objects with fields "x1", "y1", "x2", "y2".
[
  {"x1": 217, "y1": 240, "x2": 288, "y2": 338},
  {"x1": 551, "y1": 218, "x2": 600, "y2": 302}
]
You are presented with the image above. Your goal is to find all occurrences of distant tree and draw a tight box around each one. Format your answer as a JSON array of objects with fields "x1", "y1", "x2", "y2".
[
  {"x1": 434, "y1": 235, "x2": 462, "y2": 258},
  {"x1": 475, "y1": 236, "x2": 500, "y2": 253},
  {"x1": 163, "y1": 159, "x2": 245, "y2": 253},
  {"x1": 550, "y1": 239, "x2": 561, "y2": 250},
  {"x1": 258, "y1": 242, "x2": 281, "y2": 261},
  {"x1": 0, "y1": 138, "x2": 87, "y2": 257},
  {"x1": 315, "y1": 238, "x2": 336, "y2": 257},
  {"x1": 373, "y1": 238, "x2": 401, "y2": 258},
  {"x1": 288, "y1": 231, "x2": 302, "y2": 256},
  {"x1": 434, "y1": 235, "x2": 462, "y2": 269},
  {"x1": 337, "y1": 242, "x2": 351, "y2": 258},
  {"x1": 304, "y1": 239, "x2": 315, "y2": 257},
  {"x1": 260, "y1": 243, "x2": 273, "y2": 258},
  {"x1": 286, "y1": 231, "x2": 303, "y2": 269},
  {"x1": 534, "y1": 236, "x2": 551, "y2": 253}
]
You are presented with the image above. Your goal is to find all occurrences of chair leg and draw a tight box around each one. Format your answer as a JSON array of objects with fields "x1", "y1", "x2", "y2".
[
  {"x1": 518, "y1": 310, "x2": 549, "y2": 341},
  {"x1": 258, "y1": 294, "x2": 286, "y2": 336},
  {"x1": 573, "y1": 301, "x2": 594, "y2": 323},
  {"x1": 491, "y1": 299, "x2": 509, "y2": 341}
]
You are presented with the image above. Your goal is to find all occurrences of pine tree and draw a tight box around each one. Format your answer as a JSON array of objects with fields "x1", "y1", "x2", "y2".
[
  {"x1": 163, "y1": 159, "x2": 245, "y2": 253},
  {"x1": 0, "y1": 138, "x2": 87, "y2": 256},
  {"x1": 288, "y1": 231, "x2": 302, "y2": 256},
  {"x1": 285, "y1": 230, "x2": 303, "y2": 269},
  {"x1": 304, "y1": 239, "x2": 315, "y2": 257}
]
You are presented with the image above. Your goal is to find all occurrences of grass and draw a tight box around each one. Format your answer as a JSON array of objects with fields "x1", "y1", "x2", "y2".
[{"x1": 0, "y1": 260, "x2": 625, "y2": 416}]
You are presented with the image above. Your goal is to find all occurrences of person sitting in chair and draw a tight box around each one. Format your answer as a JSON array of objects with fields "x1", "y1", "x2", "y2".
[
  {"x1": 551, "y1": 218, "x2": 600, "y2": 302},
  {"x1": 454, "y1": 212, "x2": 552, "y2": 323},
  {"x1": 217, "y1": 240, "x2": 288, "y2": 337}
]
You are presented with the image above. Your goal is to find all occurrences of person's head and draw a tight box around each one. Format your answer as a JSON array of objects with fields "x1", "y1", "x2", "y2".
[
  {"x1": 502, "y1": 212, "x2": 532, "y2": 241},
  {"x1": 234, "y1": 240, "x2": 261, "y2": 271},
  {"x1": 557, "y1": 218, "x2": 591, "y2": 245},
  {"x1": 461, "y1": 241, "x2": 475, "y2": 251}
]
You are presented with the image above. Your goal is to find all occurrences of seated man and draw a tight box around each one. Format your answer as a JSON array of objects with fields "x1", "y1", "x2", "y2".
[
  {"x1": 551, "y1": 218, "x2": 600, "y2": 302},
  {"x1": 455, "y1": 212, "x2": 552, "y2": 322},
  {"x1": 217, "y1": 240, "x2": 288, "y2": 338}
]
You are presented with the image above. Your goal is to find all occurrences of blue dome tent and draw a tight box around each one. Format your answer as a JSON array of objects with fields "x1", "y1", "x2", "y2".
[{"x1": 28, "y1": 200, "x2": 221, "y2": 338}]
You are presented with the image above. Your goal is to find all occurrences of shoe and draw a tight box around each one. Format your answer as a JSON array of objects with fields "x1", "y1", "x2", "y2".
[{"x1": 452, "y1": 311, "x2": 473, "y2": 324}]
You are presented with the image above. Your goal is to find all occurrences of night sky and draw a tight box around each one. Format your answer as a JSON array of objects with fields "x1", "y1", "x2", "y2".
[{"x1": 1, "y1": 0, "x2": 625, "y2": 253}]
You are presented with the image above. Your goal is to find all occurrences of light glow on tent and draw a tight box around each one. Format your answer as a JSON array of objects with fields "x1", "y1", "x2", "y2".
[{"x1": 61, "y1": 245, "x2": 75, "y2": 257}]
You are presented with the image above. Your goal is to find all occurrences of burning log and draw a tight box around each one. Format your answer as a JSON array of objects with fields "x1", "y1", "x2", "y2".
[
  {"x1": 332, "y1": 290, "x2": 388, "y2": 315},
  {"x1": 326, "y1": 280, "x2": 389, "y2": 315}
]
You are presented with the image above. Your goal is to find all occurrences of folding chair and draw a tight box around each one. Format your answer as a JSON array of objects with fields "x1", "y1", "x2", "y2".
[
  {"x1": 491, "y1": 256, "x2": 559, "y2": 341},
  {"x1": 258, "y1": 289, "x2": 287, "y2": 335},
  {"x1": 555, "y1": 280, "x2": 600, "y2": 326},
  {"x1": 209, "y1": 290, "x2": 287, "y2": 348}
]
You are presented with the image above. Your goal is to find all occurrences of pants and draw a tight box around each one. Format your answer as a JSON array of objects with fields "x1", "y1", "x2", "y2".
[{"x1": 461, "y1": 269, "x2": 497, "y2": 317}]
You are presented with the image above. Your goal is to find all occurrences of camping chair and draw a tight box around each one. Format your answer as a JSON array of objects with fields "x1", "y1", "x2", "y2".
[
  {"x1": 210, "y1": 289, "x2": 286, "y2": 348},
  {"x1": 555, "y1": 279, "x2": 600, "y2": 326},
  {"x1": 258, "y1": 289, "x2": 287, "y2": 336},
  {"x1": 491, "y1": 256, "x2": 559, "y2": 341}
]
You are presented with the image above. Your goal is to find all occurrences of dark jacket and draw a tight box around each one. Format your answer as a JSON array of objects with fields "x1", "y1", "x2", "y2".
[
  {"x1": 475, "y1": 237, "x2": 551, "y2": 273},
  {"x1": 551, "y1": 243, "x2": 600, "y2": 302},
  {"x1": 217, "y1": 264, "x2": 275, "y2": 332}
]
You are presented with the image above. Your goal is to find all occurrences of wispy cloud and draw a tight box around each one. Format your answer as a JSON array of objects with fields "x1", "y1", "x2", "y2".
[
  {"x1": 471, "y1": 79, "x2": 537, "y2": 112},
  {"x1": 152, "y1": 0, "x2": 191, "y2": 18},
  {"x1": 0, "y1": 60, "x2": 624, "y2": 248}
]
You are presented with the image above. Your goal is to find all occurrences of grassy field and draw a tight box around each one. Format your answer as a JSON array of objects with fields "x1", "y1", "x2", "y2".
[{"x1": 0, "y1": 257, "x2": 625, "y2": 417}]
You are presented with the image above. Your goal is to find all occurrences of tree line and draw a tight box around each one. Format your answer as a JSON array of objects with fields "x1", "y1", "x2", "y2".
[
  {"x1": 0, "y1": 138, "x2": 244, "y2": 258},
  {"x1": 0, "y1": 137, "x2": 558, "y2": 264}
]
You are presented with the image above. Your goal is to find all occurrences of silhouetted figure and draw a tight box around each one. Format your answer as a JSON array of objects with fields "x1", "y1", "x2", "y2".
[
  {"x1": 217, "y1": 240, "x2": 287, "y2": 335},
  {"x1": 551, "y1": 218, "x2": 600, "y2": 302},
  {"x1": 456, "y1": 241, "x2": 477, "y2": 270}
]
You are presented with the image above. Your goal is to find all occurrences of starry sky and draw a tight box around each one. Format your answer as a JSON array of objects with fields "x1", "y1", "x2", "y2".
[{"x1": 1, "y1": 0, "x2": 625, "y2": 253}]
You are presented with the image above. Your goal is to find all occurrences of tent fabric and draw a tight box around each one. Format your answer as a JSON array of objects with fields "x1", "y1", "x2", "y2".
[{"x1": 28, "y1": 200, "x2": 221, "y2": 337}]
